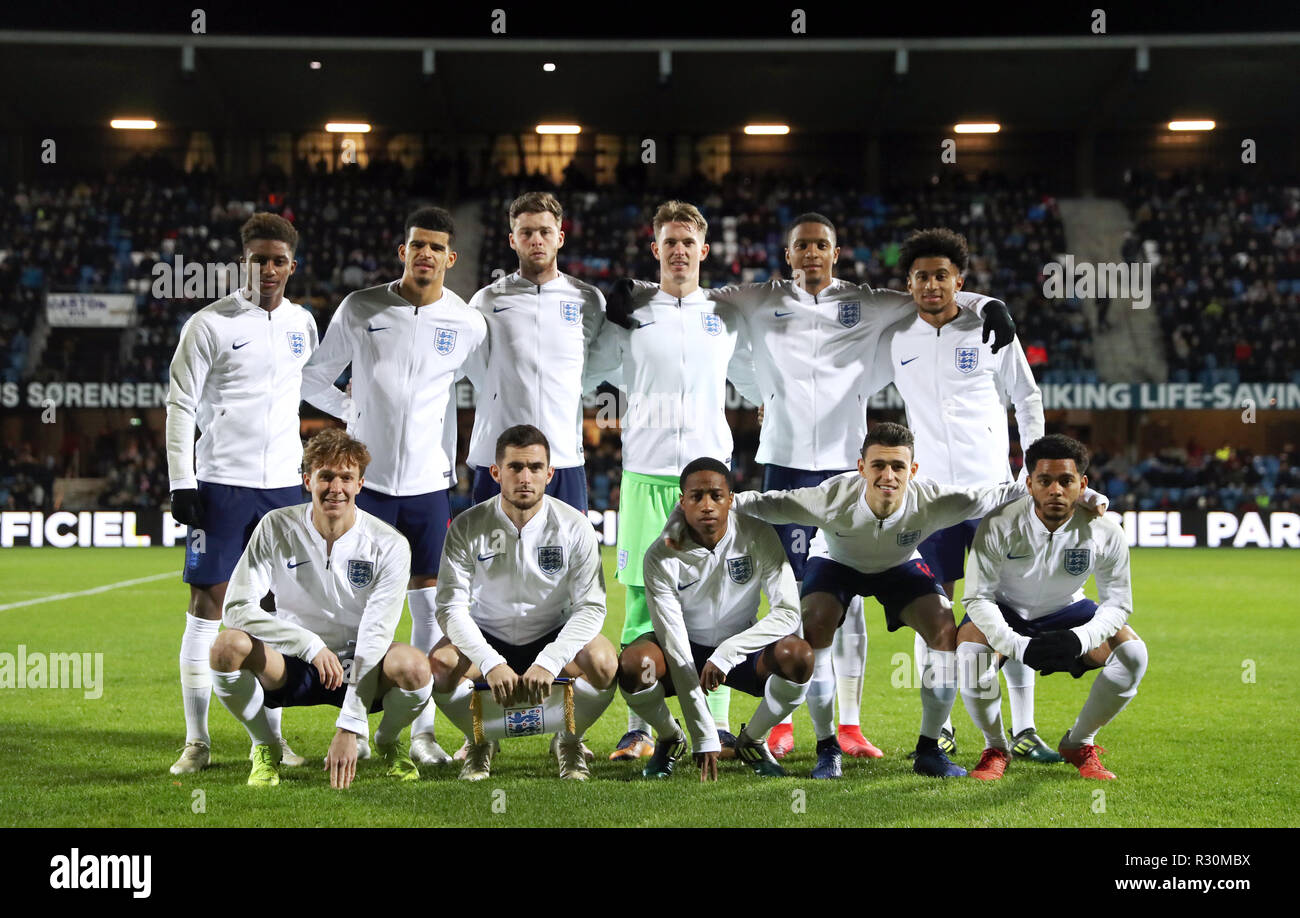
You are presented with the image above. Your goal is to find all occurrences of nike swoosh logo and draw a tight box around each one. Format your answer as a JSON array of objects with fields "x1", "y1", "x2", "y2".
[
  {"x1": 676, "y1": 578, "x2": 700, "y2": 590},
  {"x1": 232, "y1": 339, "x2": 251, "y2": 350},
  {"x1": 774, "y1": 310, "x2": 795, "y2": 318},
  {"x1": 492, "y1": 306, "x2": 514, "y2": 313},
  {"x1": 367, "y1": 324, "x2": 391, "y2": 333},
  {"x1": 901, "y1": 356, "x2": 919, "y2": 365},
  {"x1": 287, "y1": 560, "x2": 311, "y2": 568},
  {"x1": 636, "y1": 320, "x2": 657, "y2": 328},
  {"x1": 1006, "y1": 552, "x2": 1032, "y2": 560},
  {"x1": 477, "y1": 552, "x2": 499, "y2": 561}
]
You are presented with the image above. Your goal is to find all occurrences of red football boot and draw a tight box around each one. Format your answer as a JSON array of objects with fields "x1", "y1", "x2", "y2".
[
  {"x1": 838, "y1": 725, "x2": 884, "y2": 758},
  {"x1": 1059, "y1": 734, "x2": 1116, "y2": 780},
  {"x1": 970, "y1": 746, "x2": 1011, "y2": 780},
  {"x1": 767, "y1": 723, "x2": 795, "y2": 759}
]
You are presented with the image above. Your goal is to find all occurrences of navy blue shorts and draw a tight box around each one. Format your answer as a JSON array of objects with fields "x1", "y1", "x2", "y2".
[
  {"x1": 471, "y1": 465, "x2": 589, "y2": 513},
  {"x1": 478, "y1": 626, "x2": 565, "y2": 675},
  {"x1": 762, "y1": 465, "x2": 854, "y2": 580},
  {"x1": 183, "y1": 481, "x2": 305, "y2": 585},
  {"x1": 802, "y1": 556, "x2": 946, "y2": 632},
  {"x1": 918, "y1": 517, "x2": 982, "y2": 585},
  {"x1": 355, "y1": 487, "x2": 448, "y2": 577},
  {"x1": 261, "y1": 653, "x2": 386, "y2": 713},
  {"x1": 959, "y1": 598, "x2": 1099, "y2": 637},
  {"x1": 631, "y1": 633, "x2": 768, "y2": 698}
]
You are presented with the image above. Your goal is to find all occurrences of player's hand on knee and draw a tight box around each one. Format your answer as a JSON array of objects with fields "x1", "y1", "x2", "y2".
[
  {"x1": 520, "y1": 664, "x2": 555, "y2": 703},
  {"x1": 325, "y1": 729, "x2": 359, "y2": 790},
  {"x1": 1022, "y1": 630, "x2": 1083, "y2": 675},
  {"x1": 313, "y1": 648, "x2": 345, "y2": 690},
  {"x1": 695, "y1": 750, "x2": 719, "y2": 782},
  {"x1": 699, "y1": 661, "x2": 725, "y2": 693},
  {"x1": 485, "y1": 663, "x2": 519, "y2": 706},
  {"x1": 170, "y1": 488, "x2": 204, "y2": 528}
]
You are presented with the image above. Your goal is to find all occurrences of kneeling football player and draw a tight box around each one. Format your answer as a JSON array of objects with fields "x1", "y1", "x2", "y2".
[
  {"x1": 429, "y1": 425, "x2": 618, "y2": 782},
  {"x1": 618, "y1": 457, "x2": 812, "y2": 781},
  {"x1": 958, "y1": 434, "x2": 1147, "y2": 780},
  {"x1": 209, "y1": 429, "x2": 432, "y2": 788}
]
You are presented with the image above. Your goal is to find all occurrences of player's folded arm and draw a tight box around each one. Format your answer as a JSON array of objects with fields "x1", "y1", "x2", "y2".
[
  {"x1": 1070, "y1": 531, "x2": 1133, "y2": 654},
  {"x1": 535, "y1": 529, "x2": 608, "y2": 677},
  {"x1": 960, "y1": 522, "x2": 1031, "y2": 660},
  {"x1": 432, "y1": 526, "x2": 507, "y2": 676},
  {"x1": 645, "y1": 564, "x2": 720, "y2": 754}
]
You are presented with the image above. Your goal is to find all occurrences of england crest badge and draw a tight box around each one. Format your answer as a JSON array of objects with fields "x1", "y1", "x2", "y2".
[
  {"x1": 897, "y1": 530, "x2": 921, "y2": 548},
  {"x1": 285, "y1": 331, "x2": 307, "y2": 357},
  {"x1": 727, "y1": 555, "x2": 754, "y2": 584},
  {"x1": 537, "y1": 545, "x2": 564, "y2": 574},
  {"x1": 1063, "y1": 548, "x2": 1091, "y2": 576},
  {"x1": 617, "y1": 549, "x2": 628, "y2": 571},
  {"x1": 838, "y1": 301, "x2": 861, "y2": 328},
  {"x1": 434, "y1": 327, "x2": 458, "y2": 355},
  {"x1": 955, "y1": 347, "x2": 979, "y2": 374},
  {"x1": 701, "y1": 313, "x2": 723, "y2": 336},
  {"x1": 560, "y1": 302, "x2": 582, "y2": 326},
  {"x1": 504, "y1": 705, "x2": 545, "y2": 737},
  {"x1": 347, "y1": 559, "x2": 375, "y2": 588}
]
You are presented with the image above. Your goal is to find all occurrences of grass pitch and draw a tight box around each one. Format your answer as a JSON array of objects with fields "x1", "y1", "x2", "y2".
[{"x1": 0, "y1": 545, "x2": 1295, "y2": 827}]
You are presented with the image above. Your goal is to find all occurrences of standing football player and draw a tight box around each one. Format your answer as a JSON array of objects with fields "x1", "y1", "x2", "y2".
[
  {"x1": 584, "y1": 200, "x2": 763, "y2": 761},
  {"x1": 165, "y1": 212, "x2": 317, "y2": 775},
  {"x1": 429, "y1": 426, "x2": 617, "y2": 781},
  {"x1": 464, "y1": 191, "x2": 605, "y2": 511},
  {"x1": 959, "y1": 434, "x2": 1146, "y2": 780},
  {"x1": 621, "y1": 458, "x2": 812, "y2": 781},
  {"x1": 705, "y1": 213, "x2": 1015, "y2": 768},
  {"x1": 301, "y1": 206, "x2": 487, "y2": 767},
  {"x1": 870, "y1": 228, "x2": 1053, "y2": 762},
  {"x1": 210, "y1": 429, "x2": 432, "y2": 788}
]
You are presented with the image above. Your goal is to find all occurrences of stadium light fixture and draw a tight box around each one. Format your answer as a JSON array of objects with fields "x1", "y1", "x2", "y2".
[
  {"x1": 536, "y1": 124, "x2": 581, "y2": 134},
  {"x1": 310, "y1": 60, "x2": 322, "y2": 70},
  {"x1": 1168, "y1": 120, "x2": 1215, "y2": 131},
  {"x1": 543, "y1": 62, "x2": 556, "y2": 72},
  {"x1": 110, "y1": 119, "x2": 157, "y2": 130},
  {"x1": 325, "y1": 122, "x2": 371, "y2": 133},
  {"x1": 744, "y1": 124, "x2": 790, "y2": 135},
  {"x1": 954, "y1": 123, "x2": 1001, "y2": 134}
]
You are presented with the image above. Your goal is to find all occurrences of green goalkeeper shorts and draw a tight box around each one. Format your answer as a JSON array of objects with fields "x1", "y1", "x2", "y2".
[{"x1": 615, "y1": 470, "x2": 681, "y2": 590}]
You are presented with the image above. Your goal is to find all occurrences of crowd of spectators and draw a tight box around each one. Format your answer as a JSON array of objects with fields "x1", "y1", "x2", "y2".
[
  {"x1": 1125, "y1": 171, "x2": 1300, "y2": 385},
  {"x1": 1090, "y1": 440, "x2": 1300, "y2": 515}
]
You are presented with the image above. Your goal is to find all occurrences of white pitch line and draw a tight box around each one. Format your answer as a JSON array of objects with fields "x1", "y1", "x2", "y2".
[{"x1": 0, "y1": 571, "x2": 176, "y2": 612}]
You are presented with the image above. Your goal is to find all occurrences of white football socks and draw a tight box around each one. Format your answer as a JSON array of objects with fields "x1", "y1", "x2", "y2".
[
  {"x1": 807, "y1": 647, "x2": 837, "y2": 741},
  {"x1": 957, "y1": 641, "x2": 1010, "y2": 750},
  {"x1": 211, "y1": 668, "x2": 277, "y2": 747},
  {"x1": 264, "y1": 705, "x2": 284, "y2": 744},
  {"x1": 573, "y1": 678, "x2": 617, "y2": 738},
  {"x1": 915, "y1": 631, "x2": 954, "y2": 735},
  {"x1": 620, "y1": 680, "x2": 680, "y2": 741},
  {"x1": 375, "y1": 680, "x2": 433, "y2": 747},
  {"x1": 627, "y1": 708, "x2": 652, "y2": 737},
  {"x1": 430, "y1": 680, "x2": 476, "y2": 740},
  {"x1": 1066, "y1": 641, "x2": 1148, "y2": 747},
  {"x1": 832, "y1": 598, "x2": 867, "y2": 726},
  {"x1": 180, "y1": 614, "x2": 220, "y2": 744},
  {"x1": 919, "y1": 647, "x2": 958, "y2": 740},
  {"x1": 746, "y1": 674, "x2": 809, "y2": 739},
  {"x1": 406, "y1": 587, "x2": 443, "y2": 738},
  {"x1": 1002, "y1": 657, "x2": 1036, "y2": 736}
]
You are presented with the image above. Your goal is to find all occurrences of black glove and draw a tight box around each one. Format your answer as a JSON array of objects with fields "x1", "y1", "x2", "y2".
[
  {"x1": 1022, "y1": 630, "x2": 1083, "y2": 675},
  {"x1": 170, "y1": 488, "x2": 205, "y2": 528},
  {"x1": 1067, "y1": 655, "x2": 1093, "y2": 679},
  {"x1": 605, "y1": 277, "x2": 639, "y2": 330},
  {"x1": 981, "y1": 300, "x2": 1016, "y2": 354}
]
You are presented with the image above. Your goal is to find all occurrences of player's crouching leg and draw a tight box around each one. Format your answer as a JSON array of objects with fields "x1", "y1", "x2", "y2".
[
  {"x1": 554, "y1": 635, "x2": 619, "y2": 780},
  {"x1": 209, "y1": 628, "x2": 283, "y2": 786},
  {"x1": 1059, "y1": 630, "x2": 1148, "y2": 780},
  {"x1": 735, "y1": 635, "x2": 814, "y2": 777},
  {"x1": 616, "y1": 638, "x2": 688, "y2": 778},
  {"x1": 371, "y1": 643, "x2": 433, "y2": 782}
]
